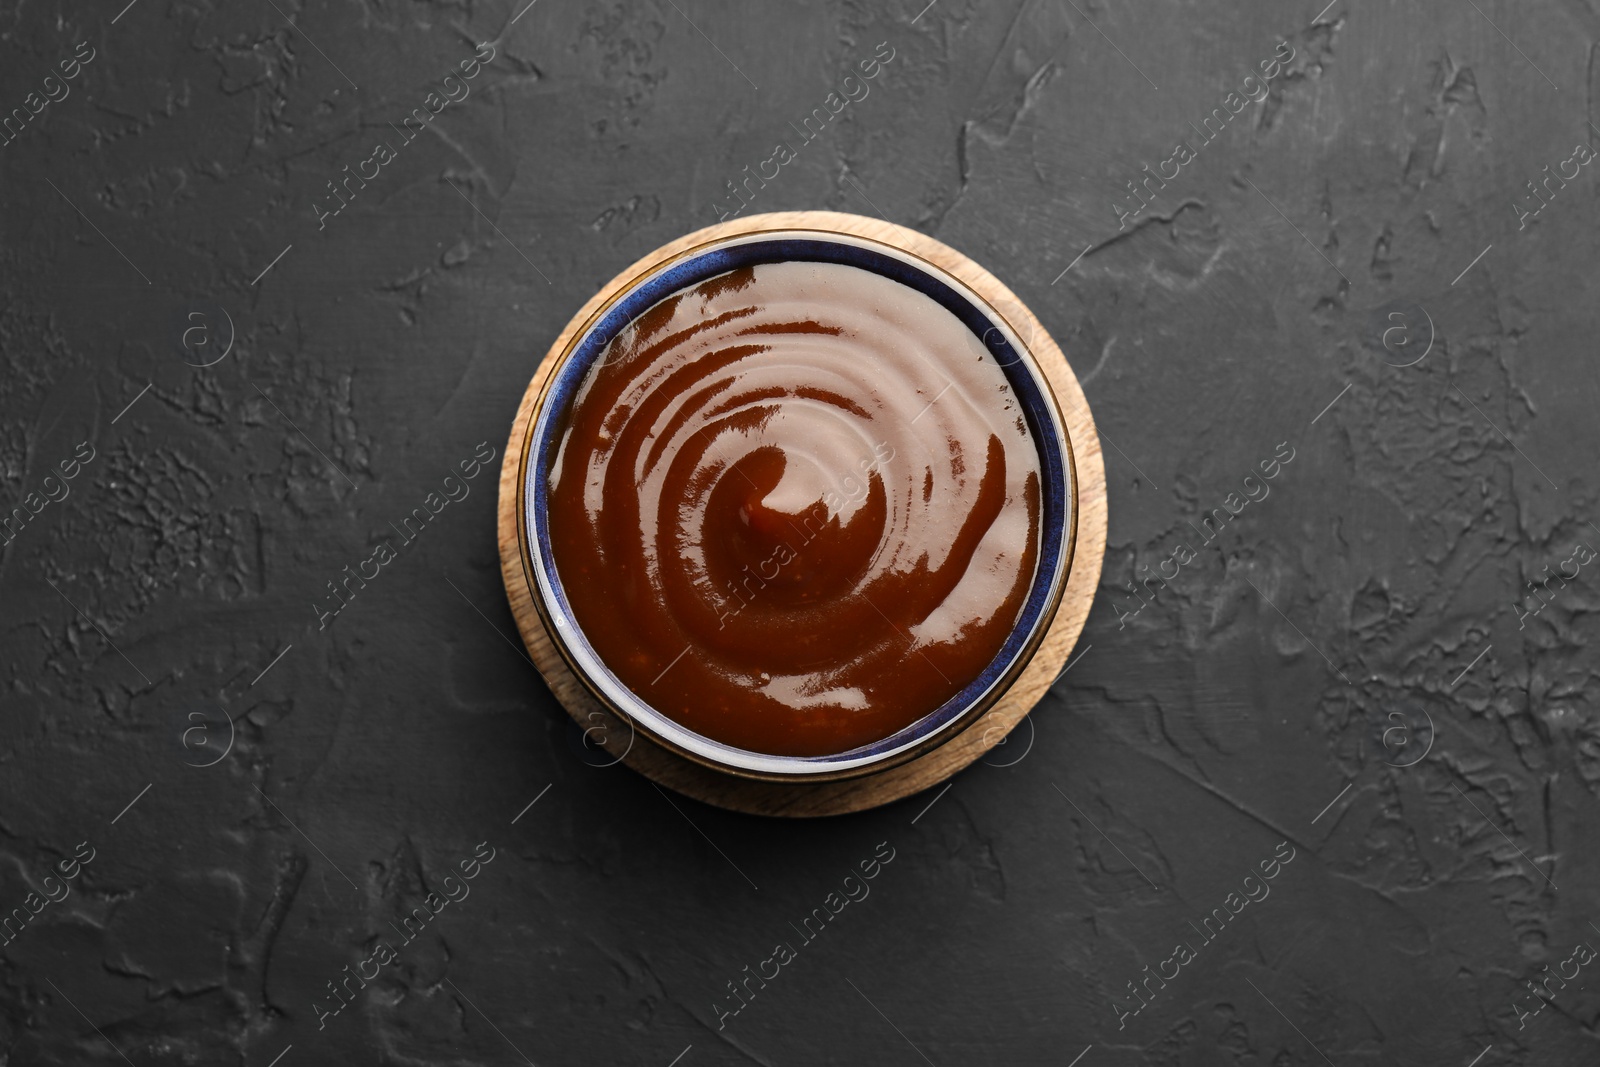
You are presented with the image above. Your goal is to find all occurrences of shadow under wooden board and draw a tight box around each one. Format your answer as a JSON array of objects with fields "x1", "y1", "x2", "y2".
[{"x1": 496, "y1": 211, "x2": 1106, "y2": 817}]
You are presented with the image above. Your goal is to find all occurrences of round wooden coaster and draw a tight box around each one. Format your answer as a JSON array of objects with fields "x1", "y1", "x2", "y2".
[{"x1": 496, "y1": 211, "x2": 1106, "y2": 817}]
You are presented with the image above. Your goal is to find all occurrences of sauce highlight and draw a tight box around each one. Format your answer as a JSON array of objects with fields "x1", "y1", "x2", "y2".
[{"x1": 547, "y1": 261, "x2": 1041, "y2": 757}]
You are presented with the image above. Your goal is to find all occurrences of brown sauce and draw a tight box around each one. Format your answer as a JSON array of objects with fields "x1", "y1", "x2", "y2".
[{"x1": 547, "y1": 261, "x2": 1040, "y2": 756}]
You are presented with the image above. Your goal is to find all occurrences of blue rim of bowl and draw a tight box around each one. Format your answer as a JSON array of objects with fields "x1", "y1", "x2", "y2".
[{"x1": 522, "y1": 230, "x2": 1074, "y2": 780}]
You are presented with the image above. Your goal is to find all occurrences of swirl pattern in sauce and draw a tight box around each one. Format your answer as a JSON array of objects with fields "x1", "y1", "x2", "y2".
[{"x1": 547, "y1": 261, "x2": 1040, "y2": 757}]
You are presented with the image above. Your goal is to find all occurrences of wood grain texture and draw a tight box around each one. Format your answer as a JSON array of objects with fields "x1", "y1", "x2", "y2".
[{"x1": 496, "y1": 210, "x2": 1106, "y2": 817}]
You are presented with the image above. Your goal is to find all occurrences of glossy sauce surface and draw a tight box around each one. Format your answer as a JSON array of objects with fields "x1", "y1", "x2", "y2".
[{"x1": 547, "y1": 261, "x2": 1041, "y2": 757}]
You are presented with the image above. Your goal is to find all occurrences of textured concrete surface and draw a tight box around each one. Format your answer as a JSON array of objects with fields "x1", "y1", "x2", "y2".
[{"x1": 3, "y1": 0, "x2": 1599, "y2": 1064}]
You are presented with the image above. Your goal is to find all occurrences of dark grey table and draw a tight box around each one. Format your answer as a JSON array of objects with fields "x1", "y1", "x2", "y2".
[{"x1": 2, "y1": 1, "x2": 1594, "y2": 1063}]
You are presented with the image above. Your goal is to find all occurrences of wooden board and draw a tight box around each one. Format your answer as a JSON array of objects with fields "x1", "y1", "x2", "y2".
[{"x1": 496, "y1": 210, "x2": 1106, "y2": 817}]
